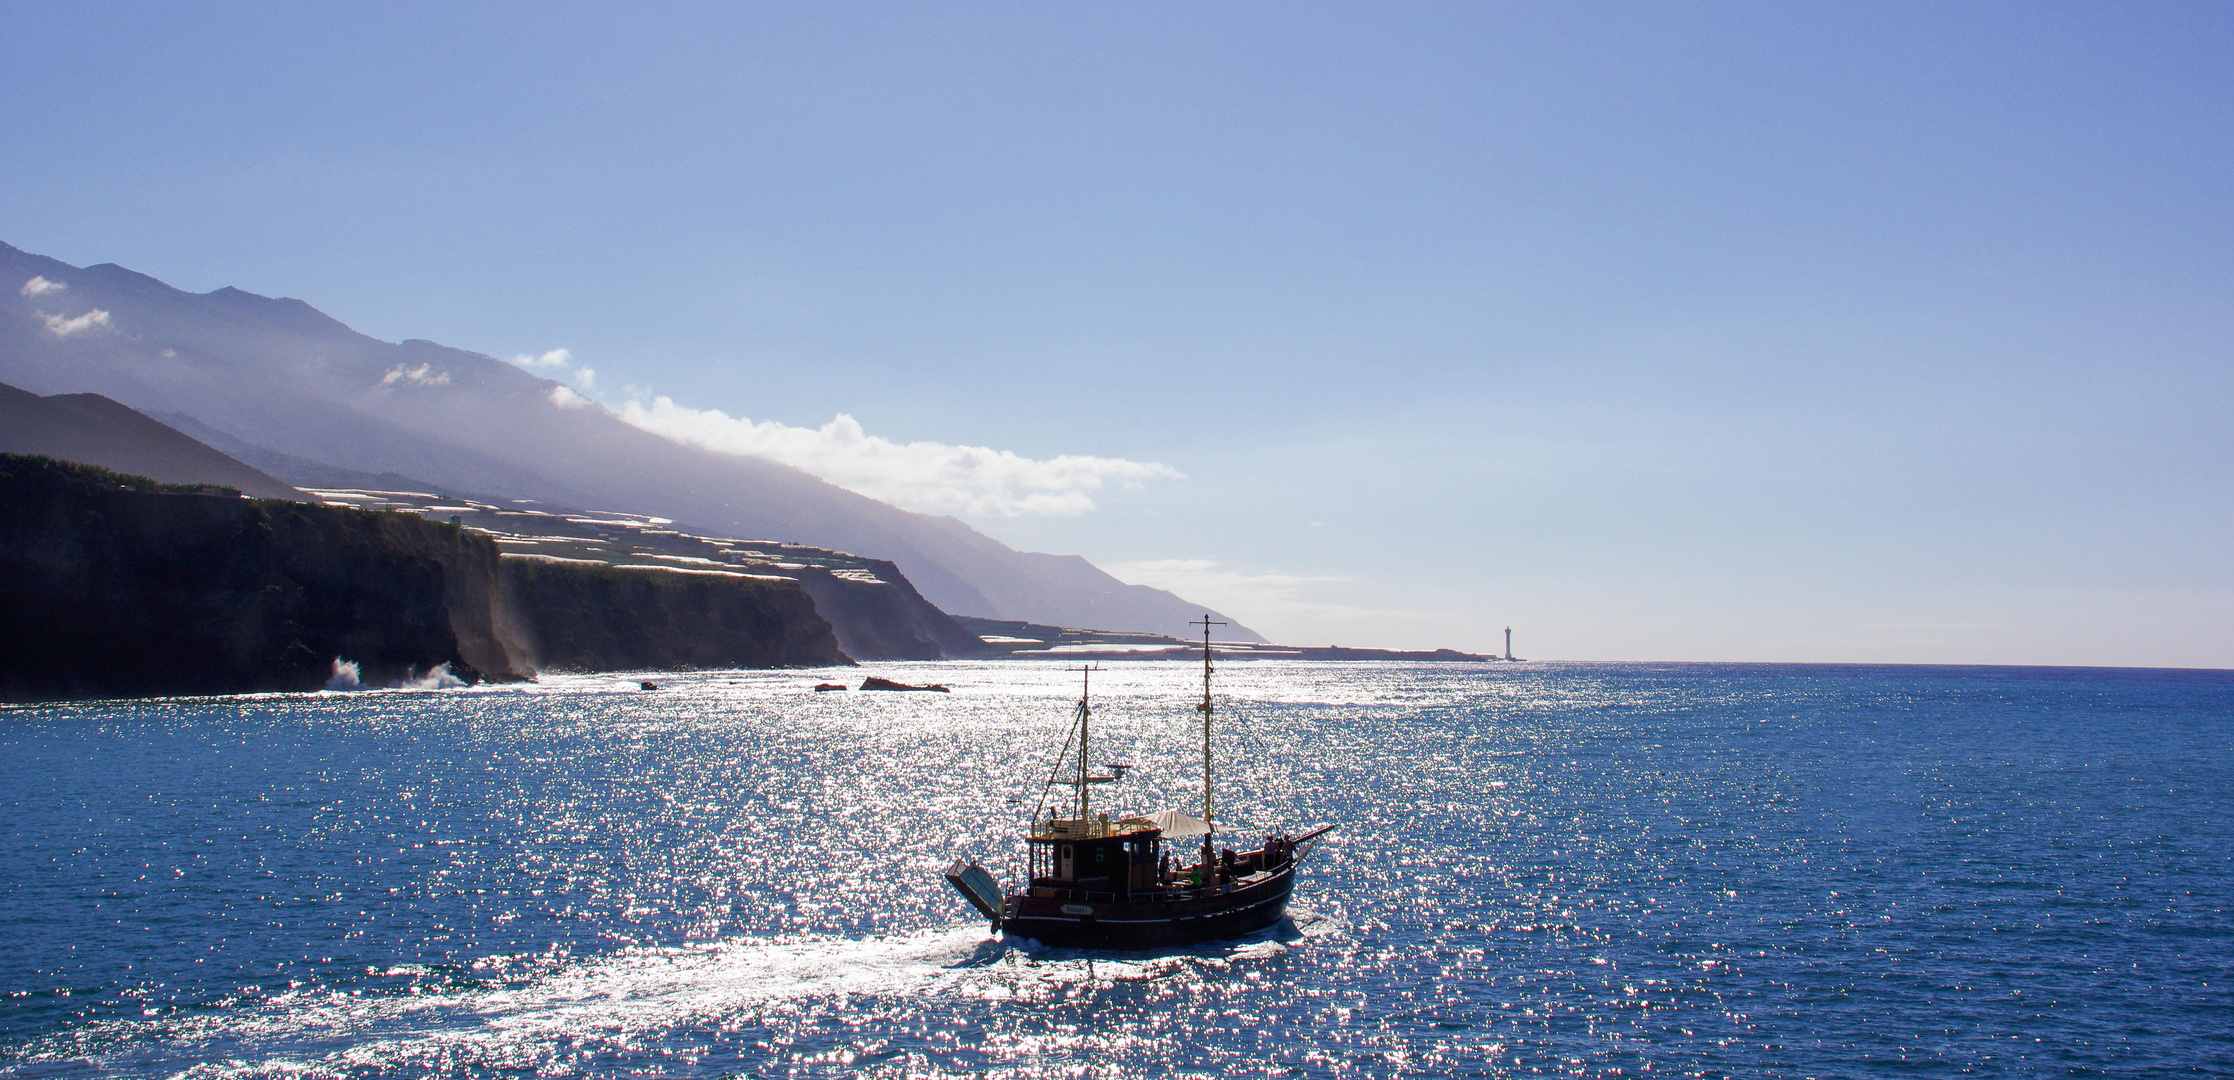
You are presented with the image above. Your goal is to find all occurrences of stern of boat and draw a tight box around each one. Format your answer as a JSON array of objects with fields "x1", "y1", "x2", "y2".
[{"x1": 943, "y1": 859, "x2": 1004, "y2": 928}]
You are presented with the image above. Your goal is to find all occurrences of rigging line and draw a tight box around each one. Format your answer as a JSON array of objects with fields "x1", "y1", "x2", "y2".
[
  {"x1": 1014, "y1": 667, "x2": 1095, "y2": 830},
  {"x1": 1004, "y1": 702, "x2": 1078, "y2": 888},
  {"x1": 1026, "y1": 715, "x2": 1078, "y2": 825},
  {"x1": 1011, "y1": 668, "x2": 1097, "y2": 885}
]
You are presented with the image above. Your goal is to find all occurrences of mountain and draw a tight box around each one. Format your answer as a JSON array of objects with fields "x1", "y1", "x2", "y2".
[
  {"x1": 0, "y1": 381, "x2": 304, "y2": 500},
  {"x1": 0, "y1": 242, "x2": 1261, "y2": 641}
]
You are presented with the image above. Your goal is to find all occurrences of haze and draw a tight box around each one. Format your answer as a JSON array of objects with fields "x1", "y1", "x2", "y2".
[{"x1": 4, "y1": 3, "x2": 2227, "y2": 666}]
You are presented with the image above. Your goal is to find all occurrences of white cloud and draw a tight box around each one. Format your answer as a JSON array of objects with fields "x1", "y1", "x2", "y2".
[
  {"x1": 379, "y1": 362, "x2": 451, "y2": 387},
  {"x1": 549, "y1": 385, "x2": 592, "y2": 409},
  {"x1": 617, "y1": 395, "x2": 1182, "y2": 517},
  {"x1": 513, "y1": 348, "x2": 572, "y2": 368},
  {"x1": 513, "y1": 347, "x2": 594, "y2": 389},
  {"x1": 19, "y1": 276, "x2": 65, "y2": 297},
  {"x1": 42, "y1": 309, "x2": 110, "y2": 337}
]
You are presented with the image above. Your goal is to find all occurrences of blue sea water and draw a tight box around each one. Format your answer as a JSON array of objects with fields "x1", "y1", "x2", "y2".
[{"x1": 1, "y1": 660, "x2": 2230, "y2": 1078}]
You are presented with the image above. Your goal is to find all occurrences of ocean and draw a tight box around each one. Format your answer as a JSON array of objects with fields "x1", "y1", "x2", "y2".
[{"x1": 2, "y1": 661, "x2": 2229, "y2": 1078}]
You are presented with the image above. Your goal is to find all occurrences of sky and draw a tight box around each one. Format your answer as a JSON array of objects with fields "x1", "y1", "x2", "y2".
[{"x1": 4, "y1": 2, "x2": 2229, "y2": 666}]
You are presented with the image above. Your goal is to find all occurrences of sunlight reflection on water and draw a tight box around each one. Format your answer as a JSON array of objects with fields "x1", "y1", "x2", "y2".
[{"x1": 2, "y1": 661, "x2": 2230, "y2": 1077}]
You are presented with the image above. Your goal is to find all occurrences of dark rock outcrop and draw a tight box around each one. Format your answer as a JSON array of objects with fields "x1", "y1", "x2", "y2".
[{"x1": 859, "y1": 676, "x2": 950, "y2": 692}]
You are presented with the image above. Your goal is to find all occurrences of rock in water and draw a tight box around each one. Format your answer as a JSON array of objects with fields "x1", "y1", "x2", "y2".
[{"x1": 860, "y1": 676, "x2": 950, "y2": 692}]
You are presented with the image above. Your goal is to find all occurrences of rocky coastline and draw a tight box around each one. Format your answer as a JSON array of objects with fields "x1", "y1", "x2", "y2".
[{"x1": 0, "y1": 455, "x2": 848, "y2": 702}]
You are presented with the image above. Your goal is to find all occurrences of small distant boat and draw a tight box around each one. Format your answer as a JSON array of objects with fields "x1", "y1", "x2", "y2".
[
  {"x1": 639, "y1": 681, "x2": 660, "y2": 691},
  {"x1": 813, "y1": 682, "x2": 848, "y2": 692},
  {"x1": 861, "y1": 677, "x2": 950, "y2": 692},
  {"x1": 944, "y1": 616, "x2": 1332, "y2": 949}
]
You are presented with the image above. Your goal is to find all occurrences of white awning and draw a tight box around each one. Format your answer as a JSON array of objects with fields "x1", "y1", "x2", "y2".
[{"x1": 1122, "y1": 809, "x2": 1211, "y2": 838}]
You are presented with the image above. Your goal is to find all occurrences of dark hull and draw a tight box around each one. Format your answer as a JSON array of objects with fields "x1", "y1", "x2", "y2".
[{"x1": 999, "y1": 863, "x2": 1295, "y2": 949}]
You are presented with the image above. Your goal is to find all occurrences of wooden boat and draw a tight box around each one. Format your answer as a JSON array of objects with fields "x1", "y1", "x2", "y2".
[{"x1": 945, "y1": 617, "x2": 1332, "y2": 949}]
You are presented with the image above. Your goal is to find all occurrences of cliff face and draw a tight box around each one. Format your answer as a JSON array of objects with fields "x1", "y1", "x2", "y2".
[
  {"x1": 0, "y1": 454, "x2": 508, "y2": 701},
  {"x1": 296, "y1": 484, "x2": 989, "y2": 662},
  {"x1": 787, "y1": 557, "x2": 990, "y2": 661},
  {"x1": 499, "y1": 559, "x2": 849, "y2": 671},
  {"x1": 0, "y1": 455, "x2": 849, "y2": 702}
]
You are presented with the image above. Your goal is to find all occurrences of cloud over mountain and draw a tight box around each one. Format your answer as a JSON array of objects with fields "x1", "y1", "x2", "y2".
[
  {"x1": 41, "y1": 309, "x2": 109, "y2": 337},
  {"x1": 380, "y1": 362, "x2": 450, "y2": 387},
  {"x1": 618, "y1": 395, "x2": 1183, "y2": 518},
  {"x1": 513, "y1": 348, "x2": 571, "y2": 368}
]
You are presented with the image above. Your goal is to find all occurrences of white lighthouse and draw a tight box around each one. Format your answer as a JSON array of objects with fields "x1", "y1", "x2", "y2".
[{"x1": 1504, "y1": 627, "x2": 1513, "y2": 661}]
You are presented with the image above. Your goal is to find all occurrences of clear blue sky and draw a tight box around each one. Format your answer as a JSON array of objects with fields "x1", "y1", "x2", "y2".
[{"x1": 5, "y1": 3, "x2": 2229, "y2": 665}]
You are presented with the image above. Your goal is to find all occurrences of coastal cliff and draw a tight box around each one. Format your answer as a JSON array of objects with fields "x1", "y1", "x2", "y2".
[
  {"x1": 500, "y1": 558, "x2": 848, "y2": 671},
  {"x1": 302, "y1": 485, "x2": 987, "y2": 661},
  {"x1": 0, "y1": 454, "x2": 512, "y2": 700},
  {"x1": 787, "y1": 556, "x2": 989, "y2": 661},
  {"x1": 0, "y1": 455, "x2": 848, "y2": 701}
]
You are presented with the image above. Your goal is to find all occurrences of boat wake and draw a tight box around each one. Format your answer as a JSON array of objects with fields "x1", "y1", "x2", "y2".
[
  {"x1": 17, "y1": 928, "x2": 983, "y2": 1078},
  {"x1": 16, "y1": 916, "x2": 1338, "y2": 1078}
]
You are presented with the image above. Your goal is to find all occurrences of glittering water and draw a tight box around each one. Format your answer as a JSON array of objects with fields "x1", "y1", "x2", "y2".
[{"x1": 3, "y1": 661, "x2": 2231, "y2": 1078}]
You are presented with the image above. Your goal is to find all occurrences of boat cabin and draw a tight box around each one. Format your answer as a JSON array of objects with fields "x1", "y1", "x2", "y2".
[{"x1": 1027, "y1": 814, "x2": 1166, "y2": 901}]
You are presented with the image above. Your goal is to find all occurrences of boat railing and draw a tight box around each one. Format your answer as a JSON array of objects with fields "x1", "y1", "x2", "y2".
[{"x1": 1030, "y1": 813, "x2": 1163, "y2": 841}]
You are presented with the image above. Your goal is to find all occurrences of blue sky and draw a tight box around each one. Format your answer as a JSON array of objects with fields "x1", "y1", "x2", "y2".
[{"x1": 5, "y1": 3, "x2": 2229, "y2": 664}]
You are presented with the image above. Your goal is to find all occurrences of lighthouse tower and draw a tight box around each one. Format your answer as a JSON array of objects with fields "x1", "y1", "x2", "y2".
[{"x1": 1504, "y1": 627, "x2": 1513, "y2": 661}]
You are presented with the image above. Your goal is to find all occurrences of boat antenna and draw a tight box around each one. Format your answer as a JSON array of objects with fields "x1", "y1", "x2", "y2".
[{"x1": 1190, "y1": 614, "x2": 1226, "y2": 863}]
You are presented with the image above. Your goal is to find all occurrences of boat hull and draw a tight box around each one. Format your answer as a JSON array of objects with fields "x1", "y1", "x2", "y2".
[{"x1": 999, "y1": 863, "x2": 1295, "y2": 949}]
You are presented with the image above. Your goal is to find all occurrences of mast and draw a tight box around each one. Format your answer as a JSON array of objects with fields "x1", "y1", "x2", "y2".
[
  {"x1": 1075, "y1": 665, "x2": 1092, "y2": 822},
  {"x1": 1190, "y1": 614, "x2": 1226, "y2": 862},
  {"x1": 1037, "y1": 665, "x2": 1118, "y2": 836}
]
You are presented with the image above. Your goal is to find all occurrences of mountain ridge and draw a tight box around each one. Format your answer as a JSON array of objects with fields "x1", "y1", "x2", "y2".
[
  {"x1": 0, "y1": 241, "x2": 1261, "y2": 642},
  {"x1": 0, "y1": 381, "x2": 306, "y2": 500}
]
